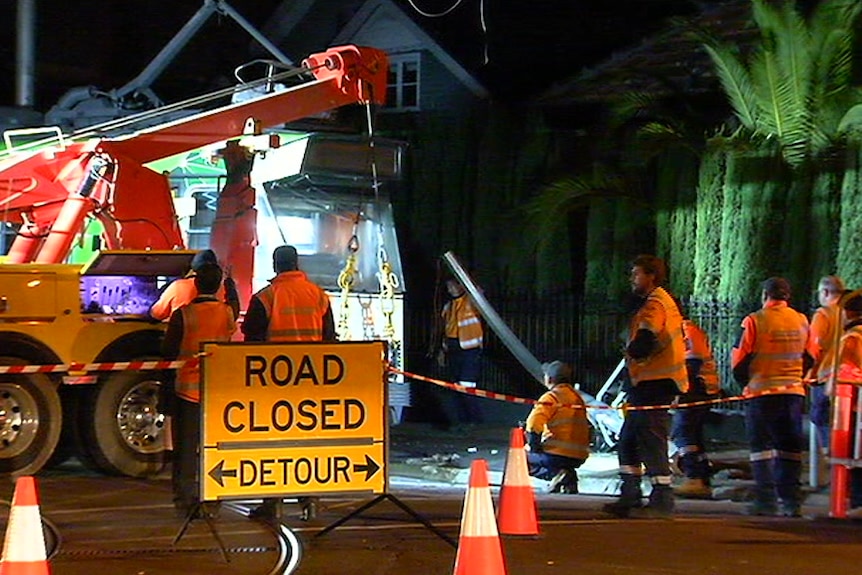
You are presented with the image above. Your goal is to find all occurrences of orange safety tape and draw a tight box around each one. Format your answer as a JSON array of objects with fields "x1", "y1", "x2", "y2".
[
  {"x1": 388, "y1": 367, "x2": 805, "y2": 412},
  {"x1": 0, "y1": 358, "x2": 197, "y2": 375}
]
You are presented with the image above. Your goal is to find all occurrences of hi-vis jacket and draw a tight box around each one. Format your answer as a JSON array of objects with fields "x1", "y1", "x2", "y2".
[
  {"x1": 809, "y1": 302, "x2": 842, "y2": 383},
  {"x1": 731, "y1": 300, "x2": 809, "y2": 396},
  {"x1": 442, "y1": 294, "x2": 483, "y2": 350},
  {"x1": 150, "y1": 276, "x2": 231, "y2": 321},
  {"x1": 626, "y1": 286, "x2": 688, "y2": 393},
  {"x1": 255, "y1": 271, "x2": 331, "y2": 342},
  {"x1": 176, "y1": 298, "x2": 236, "y2": 402},
  {"x1": 526, "y1": 383, "x2": 590, "y2": 461},
  {"x1": 682, "y1": 319, "x2": 721, "y2": 395},
  {"x1": 836, "y1": 323, "x2": 862, "y2": 385}
]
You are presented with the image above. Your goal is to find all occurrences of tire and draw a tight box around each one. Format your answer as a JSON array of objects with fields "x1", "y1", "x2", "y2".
[
  {"x1": 79, "y1": 367, "x2": 167, "y2": 477},
  {"x1": 0, "y1": 357, "x2": 62, "y2": 477}
]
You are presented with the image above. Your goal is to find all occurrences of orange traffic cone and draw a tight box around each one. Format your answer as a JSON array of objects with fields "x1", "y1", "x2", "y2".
[
  {"x1": 0, "y1": 476, "x2": 50, "y2": 575},
  {"x1": 497, "y1": 427, "x2": 540, "y2": 536},
  {"x1": 453, "y1": 459, "x2": 507, "y2": 575}
]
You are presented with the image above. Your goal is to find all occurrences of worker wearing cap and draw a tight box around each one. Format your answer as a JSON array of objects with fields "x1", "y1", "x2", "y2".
[
  {"x1": 832, "y1": 292, "x2": 862, "y2": 518},
  {"x1": 732, "y1": 276, "x2": 811, "y2": 517},
  {"x1": 150, "y1": 249, "x2": 239, "y2": 321},
  {"x1": 604, "y1": 254, "x2": 687, "y2": 518},
  {"x1": 807, "y1": 275, "x2": 845, "y2": 485},
  {"x1": 672, "y1": 316, "x2": 721, "y2": 499},
  {"x1": 524, "y1": 361, "x2": 589, "y2": 494},
  {"x1": 242, "y1": 245, "x2": 336, "y2": 521},
  {"x1": 161, "y1": 263, "x2": 236, "y2": 519}
]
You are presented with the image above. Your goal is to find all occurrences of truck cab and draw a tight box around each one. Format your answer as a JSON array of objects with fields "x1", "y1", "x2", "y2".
[{"x1": 0, "y1": 250, "x2": 195, "y2": 477}]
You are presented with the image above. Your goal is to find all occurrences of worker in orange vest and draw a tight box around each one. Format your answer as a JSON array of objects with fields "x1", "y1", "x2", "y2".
[
  {"x1": 242, "y1": 245, "x2": 336, "y2": 521},
  {"x1": 150, "y1": 249, "x2": 239, "y2": 321},
  {"x1": 241, "y1": 245, "x2": 336, "y2": 342},
  {"x1": 832, "y1": 292, "x2": 862, "y2": 518},
  {"x1": 672, "y1": 316, "x2": 722, "y2": 499},
  {"x1": 440, "y1": 277, "x2": 484, "y2": 425},
  {"x1": 524, "y1": 361, "x2": 590, "y2": 494},
  {"x1": 807, "y1": 275, "x2": 845, "y2": 485},
  {"x1": 161, "y1": 263, "x2": 237, "y2": 518},
  {"x1": 732, "y1": 277, "x2": 811, "y2": 517},
  {"x1": 603, "y1": 255, "x2": 688, "y2": 518}
]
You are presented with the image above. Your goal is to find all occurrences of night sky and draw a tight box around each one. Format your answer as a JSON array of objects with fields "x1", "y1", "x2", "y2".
[{"x1": 0, "y1": 0, "x2": 705, "y2": 110}]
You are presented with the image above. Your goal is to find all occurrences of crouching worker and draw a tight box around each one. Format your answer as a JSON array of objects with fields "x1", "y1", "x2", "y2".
[{"x1": 524, "y1": 361, "x2": 590, "y2": 494}]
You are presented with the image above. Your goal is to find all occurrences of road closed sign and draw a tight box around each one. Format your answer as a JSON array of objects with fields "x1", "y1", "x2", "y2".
[{"x1": 199, "y1": 341, "x2": 388, "y2": 501}]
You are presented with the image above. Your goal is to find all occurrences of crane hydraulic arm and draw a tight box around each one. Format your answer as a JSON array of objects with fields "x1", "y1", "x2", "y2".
[{"x1": 0, "y1": 45, "x2": 388, "y2": 271}]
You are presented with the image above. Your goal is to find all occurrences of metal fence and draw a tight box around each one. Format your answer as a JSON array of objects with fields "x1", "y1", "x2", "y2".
[{"x1": 404, "y1": 293, "x2": 769, "y2": 402}]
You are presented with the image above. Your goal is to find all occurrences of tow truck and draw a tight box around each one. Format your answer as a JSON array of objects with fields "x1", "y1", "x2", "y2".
[{"x1": 0, "y1": 42, "x2": 403, "y2": 478}]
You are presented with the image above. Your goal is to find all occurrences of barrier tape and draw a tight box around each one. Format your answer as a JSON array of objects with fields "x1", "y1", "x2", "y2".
[
  {"x1": 0, "y1": 359, "x2": 192, "y2": 375},
  {"x1": 388, "y1": 367, "x2": 808, "y2": 412},
  {"x1": 0, "y1": 356, "x2": 808, "y2": 413}
]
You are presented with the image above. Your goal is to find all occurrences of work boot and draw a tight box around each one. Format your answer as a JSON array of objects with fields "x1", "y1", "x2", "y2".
[
  {"x1": 603, "y1": 475, "x2": 643, "y2": 517},
  {"x1": 548, "y1": 469, "x2": 579, "y2": 494},
  {"x1": 779, "y1": 500, "x2": 802, "y2": 518},
  {"x1": 745, "y1": 488, "x2": 778, "y2": 516},
  {"x1": 629, "y1": 484, "x2": 674, "y2": 518},
  {"x1": 673, "y1": 478, "x2": 712, "y2": 500}
]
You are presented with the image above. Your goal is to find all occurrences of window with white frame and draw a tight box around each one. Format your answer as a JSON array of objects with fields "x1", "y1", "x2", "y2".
[{"x1": 385, "y1": 53, "x2": 420, "y2": 111}]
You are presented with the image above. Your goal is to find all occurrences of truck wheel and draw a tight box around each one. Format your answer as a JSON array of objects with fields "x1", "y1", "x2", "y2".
[
  {"x1": 80, "y1": 369, "x2": 167, "y2": 477},
  {"x1": 0, "y1": 358, "x2": 62, "y2": 477}
]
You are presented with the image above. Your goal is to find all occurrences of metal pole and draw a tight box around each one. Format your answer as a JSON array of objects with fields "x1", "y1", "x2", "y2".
[
  {"x1": 15, "y1": 0, "x2": 36, "y2": 107},
  {"x1": 442, "y1": 251, "x2": 544, "y2": 385}
]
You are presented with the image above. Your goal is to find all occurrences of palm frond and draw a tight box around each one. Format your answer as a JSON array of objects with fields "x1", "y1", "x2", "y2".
[
  {"x1": 521, "y1": 173, "x2": 634, "y2": 254},
  {"x1": 702, "y1": 44, "x2": 759, "y2": 130}
]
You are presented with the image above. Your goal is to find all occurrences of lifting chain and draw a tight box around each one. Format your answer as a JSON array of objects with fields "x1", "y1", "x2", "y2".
[
  {"x1": 358, "y1": 294, "x2": 376, "y2": 340},
  {"x1": 336, "y1": 233, "x2": 360, "y2": 340},
  {"x1": 376, "y1": 238, "x2": 401, "y2": 372}
]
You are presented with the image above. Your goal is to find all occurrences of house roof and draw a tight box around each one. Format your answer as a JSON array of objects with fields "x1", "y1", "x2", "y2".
[
  {"x1": 263, "y1": 0, "x2": 488, "y2": 99},
  {"x1": 536, "y1": 0, "x2": 757, "y2": 106}
]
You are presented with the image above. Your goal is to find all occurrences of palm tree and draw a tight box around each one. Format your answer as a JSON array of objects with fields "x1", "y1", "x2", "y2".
[{"x1": 703, "y1": 0, "x2": 862, "y2": 168}]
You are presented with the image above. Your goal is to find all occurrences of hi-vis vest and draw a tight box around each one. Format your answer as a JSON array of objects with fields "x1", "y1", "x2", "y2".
[
  {"x1": 256, "y1": 271, "x2": 330, "y2": 342},
  {"x1": 526, "y1": 384, "x2": 590, "y2": 461},
  {"x1": 177, "y1": 299, "x2": 236, "y2": 402},
  {"x1": 627, "y1": 286, "x2": 688, "y2": 393},
  {"x1": 837, "y1": 325, "x2": 862, "y2": 384},
  {"x1": 746, "y1": 306, "x2": 808, "y2": 396},
  {"x1": 682, "y1": 319, "x2": 721, "y2": 395},
  {"x1": 814, "y1": 303, "x2": 842, "y2": 383},
  {"x1": 443, "y1": 295, "x2": 483, "y2": 350}
]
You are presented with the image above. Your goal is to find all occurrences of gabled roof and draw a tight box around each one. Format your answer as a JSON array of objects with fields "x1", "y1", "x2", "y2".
[
  {"x1": 264, "y1": 0, "x2": 488, "y2": 99},
  {"x1": 537, "y1": 0, "x2": 756, "y2": 106}
]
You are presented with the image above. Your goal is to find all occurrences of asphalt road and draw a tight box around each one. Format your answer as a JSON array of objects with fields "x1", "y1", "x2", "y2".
[{"x1": 4, "y1": 469, "x2": 861, "y2": 575}]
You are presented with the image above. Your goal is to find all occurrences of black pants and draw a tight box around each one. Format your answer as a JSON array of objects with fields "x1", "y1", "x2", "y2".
[
  {"x1": 172, "y1": 397, "x2": 201, "y2": 512},
  {"x1": 617, "y1": 379, "x2": 678, "y2": 479}
]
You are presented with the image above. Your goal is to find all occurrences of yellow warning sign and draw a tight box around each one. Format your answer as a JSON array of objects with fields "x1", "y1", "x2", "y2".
[{"x1": 200, "y1": 341, "x2": 387, "y2": 501}]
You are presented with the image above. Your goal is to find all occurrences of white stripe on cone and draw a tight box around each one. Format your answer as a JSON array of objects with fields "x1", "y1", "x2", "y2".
[
  {"x1": 502, "y1": 446, "x2": 531, "y2": 487},
  {"x1": 2, "y1": 504, "x2": 47, "y2": 562},
  {"x1": 459, "y1": 485, "x2": 499, "y2": 538}
]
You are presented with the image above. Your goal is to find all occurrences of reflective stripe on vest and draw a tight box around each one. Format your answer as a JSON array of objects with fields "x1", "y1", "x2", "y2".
[
  {"x1": 627, "y1": 287, "x2": 688, "y2": 392},
  {"x1": 682, "y1": 319, "x2": 721, "y2": 394},
  {"x1": 539, "y1": 386, "x2": 590, "y2": 460},
  {"x1": 443, "y1": 296, "x2": 483, "y2": 350},
  {"x1": 747, "y1": 306, "x2": 808, "y2": 395},
  {"x1": 176, "y1": 300, "x2": 236, "y2": 402},
  {"x1": 256, "y1": 271, "x2": 329, "y2": 342}
]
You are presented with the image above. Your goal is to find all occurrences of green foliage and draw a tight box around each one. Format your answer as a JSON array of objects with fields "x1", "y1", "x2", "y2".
[{"x1": 701, "y1": 0, "x2": 862, "y2": 168}]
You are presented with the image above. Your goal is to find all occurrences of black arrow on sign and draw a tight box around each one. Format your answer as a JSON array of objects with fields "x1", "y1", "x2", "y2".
[
  {"x1": 353, "y1": 454, "x2": 381, "y2": 481},
  {"x1": 208, "y1": 460, "x2": 238, "y2": 487}
]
